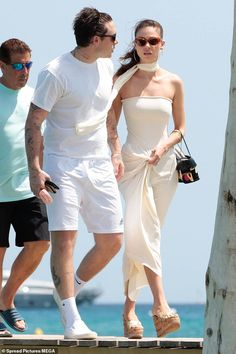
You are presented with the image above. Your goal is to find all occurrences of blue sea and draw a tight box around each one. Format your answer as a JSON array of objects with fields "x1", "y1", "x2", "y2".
[{"x1": 18, "y1": 303, "x2": 205, "y2": 338}]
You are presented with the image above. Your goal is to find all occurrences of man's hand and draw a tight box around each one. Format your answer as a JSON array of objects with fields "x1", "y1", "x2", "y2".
[
  {"x1": 29, "y1": 169, "x2": 53, "y2": 204},
  {"x1": 111, "y1": 153, "x2": 124, "y2": 181},
  {"x1": 39, "y1": 189, "x2": 53, "y2": 204}
]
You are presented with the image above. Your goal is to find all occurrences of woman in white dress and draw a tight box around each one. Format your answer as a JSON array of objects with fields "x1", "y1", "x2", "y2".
[{"x1": 110, "y1": 19, "x2": 186, "y2": 338}]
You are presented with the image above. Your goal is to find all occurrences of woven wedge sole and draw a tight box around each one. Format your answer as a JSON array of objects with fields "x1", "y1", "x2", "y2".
[
  {"x1": 123, "y1": 317, "x2": 144, "y2": 339},
  {"x1": 153, "y1": 312, "x2": 180, "y2": 337}
]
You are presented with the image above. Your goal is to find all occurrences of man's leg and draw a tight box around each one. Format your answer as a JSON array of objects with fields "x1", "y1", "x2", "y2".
[
  {"x1": 76, "y1": 233, "x2": 122, "y2": 282},
  {"x1": 0, "y1": 240, "x2": 49, "y2": 330},
  {"x1": 0, "y1": 248, "x2": 7, "y2": 293},
  {"x1": 51, "y1": 230, "x2": 97, "y2": 339},
  {"x1": 0, "y1": 248, "x2": 12, "y2": 336},
  {"x1": 51, "y1": 231, "x2": 77, "y2": 299}
]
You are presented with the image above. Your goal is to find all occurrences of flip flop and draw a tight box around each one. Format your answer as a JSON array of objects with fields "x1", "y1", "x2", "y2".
[
  {"x1": 0, "y1": 321, "x2": 12, "y2": 337},
  {"x1": 0, "y1": 308, "x2": 27, "y2": 332}
]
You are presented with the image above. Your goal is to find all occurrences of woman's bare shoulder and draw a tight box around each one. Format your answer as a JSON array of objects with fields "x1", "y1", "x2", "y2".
[{"x1": 161, "y1": 69, "x2": 183, "y2": 83}]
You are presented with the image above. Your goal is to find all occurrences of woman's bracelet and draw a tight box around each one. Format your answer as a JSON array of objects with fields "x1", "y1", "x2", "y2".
[
  {"x1": 111, "y1": 153, "x2": 122, "y2": 157},
  {"x1": 171, "y1": 129, "x2": 183, "y2": 140}
]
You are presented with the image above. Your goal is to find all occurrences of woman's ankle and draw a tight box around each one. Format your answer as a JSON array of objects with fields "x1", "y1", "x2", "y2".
[
  {"x1": 152, "y1": 304, "x2": 171, "y2": 316},
  {"x1": 123, "y1": 309, "x2": 139, "y2": 321}
]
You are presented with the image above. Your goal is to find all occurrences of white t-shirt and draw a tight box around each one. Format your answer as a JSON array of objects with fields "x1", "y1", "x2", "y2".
[{"x1": 33, "y1": 53, "x2": 114, "y2": 158}]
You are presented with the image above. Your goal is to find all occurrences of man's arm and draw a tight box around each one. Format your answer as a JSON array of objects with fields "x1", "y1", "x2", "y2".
[
  {"x1": 25, "y1": 103, "x2": 50, "y2": 197},
  {"x1": 107, "y1": 105, "x2": 124, "y2": 181}
]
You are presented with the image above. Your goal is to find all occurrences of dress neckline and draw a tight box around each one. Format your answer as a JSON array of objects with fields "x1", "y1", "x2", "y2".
[{"x1": 121, "y1": 96, "x2": 172, "y2": 103}]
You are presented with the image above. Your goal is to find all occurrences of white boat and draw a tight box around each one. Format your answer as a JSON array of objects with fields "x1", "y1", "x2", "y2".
[{"x1": 3, "y1": 270, "x2": 101, "y2": 308}]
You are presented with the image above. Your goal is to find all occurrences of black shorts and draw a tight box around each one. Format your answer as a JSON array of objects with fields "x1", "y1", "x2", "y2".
[{"x1": 0, "y1": 197, "x2": 50, "y2": 247}]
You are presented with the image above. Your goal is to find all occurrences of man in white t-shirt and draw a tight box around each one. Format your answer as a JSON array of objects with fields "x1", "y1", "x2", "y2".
[{"x1": 25, "y1": 7, "x2": 124, "y2": 339}]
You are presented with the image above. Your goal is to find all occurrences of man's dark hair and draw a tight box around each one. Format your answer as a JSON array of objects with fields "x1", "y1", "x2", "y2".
[
  {"x1": 0, "y1": 38, "x2": 31, "y2": 64},
  {"x1": 73, "y1": 7, "x2": 113, "y2": 47}
]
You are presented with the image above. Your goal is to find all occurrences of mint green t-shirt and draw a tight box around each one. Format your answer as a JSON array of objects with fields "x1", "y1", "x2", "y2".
[{"x1": 0, "y1": 83, "x2": 34, "y2": 202}]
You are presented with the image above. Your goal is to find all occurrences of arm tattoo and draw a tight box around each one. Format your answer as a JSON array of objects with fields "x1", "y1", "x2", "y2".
[
  {"x1": 30, "y1": 103, "x2": 41, "y2": 111},
  {"x1": 107, "y1": 113, "x2": 118, "y2": 144},
  {"x1": 25, "y1": 103, "x2": 46, "y2": 170}
]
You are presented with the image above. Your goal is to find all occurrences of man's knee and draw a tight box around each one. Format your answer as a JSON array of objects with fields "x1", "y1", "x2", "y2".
[
  {"x1": 99, "y1": 233, "x2": 123, "y2": 255},
  {"x1": 24, "y1": 240, "x2": 50, "y2": 256},
  {"x1": 51, "y1": 231, "x2": 77, "y2": 254},
  {"x1": 112, "y1": 234, "x2": 123, "y2": 252}
]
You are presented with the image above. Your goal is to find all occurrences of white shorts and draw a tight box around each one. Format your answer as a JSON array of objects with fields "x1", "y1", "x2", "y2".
[{"x1": 44, "y1": 155, "x2": 124, "y2": 233}]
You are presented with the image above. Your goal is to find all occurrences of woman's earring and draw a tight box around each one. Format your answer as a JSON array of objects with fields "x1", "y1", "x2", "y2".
[{"x1": 133, "y1": 49, "x2": 140, "y2": 63}]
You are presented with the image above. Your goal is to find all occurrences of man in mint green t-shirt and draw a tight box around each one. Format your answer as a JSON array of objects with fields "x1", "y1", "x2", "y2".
[{"x1": 0, "y1": 38, "x2": 50, "y2": 336}]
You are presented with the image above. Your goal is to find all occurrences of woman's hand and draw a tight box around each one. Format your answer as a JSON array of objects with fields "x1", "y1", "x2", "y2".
[{"x1": 148, "y1": 145, "x2": 167, "y2": 165}]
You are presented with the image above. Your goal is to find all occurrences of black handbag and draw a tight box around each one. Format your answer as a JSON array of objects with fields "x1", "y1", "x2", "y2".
[{"x1": 175, "y1": 136, "x2": 199, "y2": 184}]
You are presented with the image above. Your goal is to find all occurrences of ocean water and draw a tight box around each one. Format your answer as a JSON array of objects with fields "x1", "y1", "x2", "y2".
[{"x1": 18, "y1": 303, "x2": 205, "y2": 338}]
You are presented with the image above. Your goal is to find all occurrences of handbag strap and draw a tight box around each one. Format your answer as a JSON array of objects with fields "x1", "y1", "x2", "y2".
[
  {"x1": 172, "y1": 129, "x2": 192, "y2": 156},
  {"x1": 181, "y1": 135, "x2": 191, "y2": 156}
]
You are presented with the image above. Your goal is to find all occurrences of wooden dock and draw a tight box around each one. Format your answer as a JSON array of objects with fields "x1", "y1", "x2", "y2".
[{"x1": 0, "y1": 335, "x2": 203, "y2": 353}]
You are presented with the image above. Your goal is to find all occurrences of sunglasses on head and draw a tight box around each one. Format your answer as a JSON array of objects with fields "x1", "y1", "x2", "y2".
[
  {"x1": 9, "y1": 61, "x2": 33, "y2": 71},
  {"x1": 100, "y1": 33, "x2": 117, "y2": 42},
  {"x1": 134, "y1": 37, "x2": 161, "y2": 47}
]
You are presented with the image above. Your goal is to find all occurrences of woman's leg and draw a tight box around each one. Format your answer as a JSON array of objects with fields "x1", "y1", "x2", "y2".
[
  {"x1": 123, "y1": 294, "x2": 138, "y2": 321},
  {"x1": 123, "y1": 291, "x2": 143, "y2": 338},
  {"x1": 148, "y1": 173, "x2": 180, "y2": 335},
  {"x1": 149, "y1": 171, "x2": 178, "y2": 314},
  {"x1": 144, "y1": 266, "x2": 170, "y2": 315}
]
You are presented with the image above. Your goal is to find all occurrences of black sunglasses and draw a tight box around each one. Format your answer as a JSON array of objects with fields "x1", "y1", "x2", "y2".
[
  {"x1": 134, "y1": 37, "x2": 161, "y2": 47},
  {"x1": 9, "y1": 61, "x2": 33, "y2": 71},
  {"x1": 100, "y1": 34, "x2": 117, "y2": 42}
]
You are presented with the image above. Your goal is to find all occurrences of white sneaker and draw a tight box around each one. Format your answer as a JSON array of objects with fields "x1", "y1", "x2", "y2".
[
  {"x1": 53, "y1": 288, "x2": 66, "y2": 325},
  {"x1": 64, "y1": 319, "x2": 97, "y2": 339}
]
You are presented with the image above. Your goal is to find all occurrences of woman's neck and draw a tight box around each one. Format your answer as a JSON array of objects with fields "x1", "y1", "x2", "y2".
[{"x1": 137, "y1": 61, "x2": 160, "y2": 72}]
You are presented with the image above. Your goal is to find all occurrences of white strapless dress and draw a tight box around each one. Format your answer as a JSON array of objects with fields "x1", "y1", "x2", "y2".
[{"x1": 119, "y1": 96, "x2": 178, "y2": 301}]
